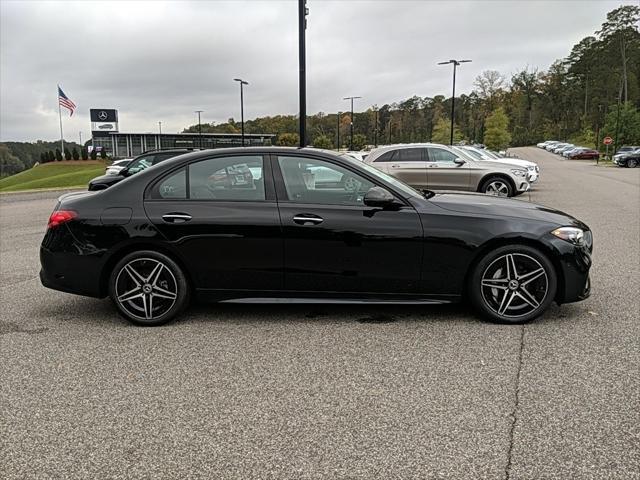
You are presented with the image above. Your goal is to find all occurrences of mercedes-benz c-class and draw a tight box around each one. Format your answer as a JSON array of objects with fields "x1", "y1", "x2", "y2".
[{"x1": 40, "y1": 147, "x2": 592, "y2": 326}]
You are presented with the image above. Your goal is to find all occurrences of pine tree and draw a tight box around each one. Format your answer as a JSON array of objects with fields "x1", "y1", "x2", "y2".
[
  {"x1": 48, "y1": 150, "x2": 55, "y2": 162},
  {"x1": 483, "y1": 108, "x2": 512, "y2": 150},
  {"x1": 72, "y1": 147, "x2": 80, "y2": 160},
  {"x1": 55, "y1": 149, "x2": 63, "y2": 161},
  {"x1": 81, "y1": 147, "x2": 89, "y2": 160},
  {"x1": 64, "y1": 148, "x2": 72, "y2": 160},
  {"x1": 90, "y1": 148, "x2": 98, "y2": 160}
]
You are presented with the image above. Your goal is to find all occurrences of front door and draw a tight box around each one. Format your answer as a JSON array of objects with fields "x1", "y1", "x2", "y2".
[
  {"x1": 143, "y1": 154, "x2": 283, "y2": 291},
  {"x1": 273, "y1": 154, "x2": 423, "y2": 294},
  {"x1": 426, "y1": 146, "x2": 470, "y2": 191}
]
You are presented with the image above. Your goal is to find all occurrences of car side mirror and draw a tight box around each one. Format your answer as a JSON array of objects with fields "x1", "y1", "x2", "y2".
[
  {"x1": 363, "y1": 186, "x2": 399, "y2": 208},
  {"x1": 454, "y1": 157, "x2": 466, "y2": 165}
]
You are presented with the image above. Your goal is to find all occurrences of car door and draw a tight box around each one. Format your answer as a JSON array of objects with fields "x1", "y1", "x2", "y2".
[
  {"x1": 273, "y1": 153, "x2": 423, "y2": 294},
  {"x1": 371, "y1": 148, "x2": 428, "y2": 189},
  {"x1": 143, "y1": 154, "x2": 283, "y2": 291},
  {"x1": 426, "y1": 146, "x2": 470, "y2": 191}
]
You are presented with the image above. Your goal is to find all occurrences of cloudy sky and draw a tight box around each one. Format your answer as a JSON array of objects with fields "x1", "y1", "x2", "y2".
[{"x1": 0, "y1": 0, "x2": 629, "y2": 142}]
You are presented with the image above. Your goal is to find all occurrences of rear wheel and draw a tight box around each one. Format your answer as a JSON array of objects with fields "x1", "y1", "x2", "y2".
[
  {"x1": 469, "y1": 245, "x2": 557, "y2": 324},
  {"x1": 480, "y1": 177, "x2": 513, "y2": 197},
  {"x1": 108, "y1": 250, "x2": 190, "y2": 326}
]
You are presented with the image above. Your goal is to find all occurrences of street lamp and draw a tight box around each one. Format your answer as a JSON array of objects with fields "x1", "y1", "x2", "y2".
[
  {"x1": 336, "y1": 111, "x2": 341, "y2": 150},
  {"x1": 195, "y1": 110, "x2": 203, "y2": 148},
  {"x1": 437, "y1": 59, "x2": 472, "y2": 145},
  {"x1": 343, "y1": 96, "x2": 362, "y2": 150},
  {"x1": 158, "y1": 121, "x2": 162, "y2": 150},
  {"x1": 372, "y1": 104, "x2": 379, "y2": 148},
  {"x1": 233, "y1": 78, "x2": 249, "y2": 146}
]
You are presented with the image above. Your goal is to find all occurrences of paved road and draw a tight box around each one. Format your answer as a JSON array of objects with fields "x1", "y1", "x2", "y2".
[{"x1": 1, "y1": 148, "x2": 638, "y2": 479}]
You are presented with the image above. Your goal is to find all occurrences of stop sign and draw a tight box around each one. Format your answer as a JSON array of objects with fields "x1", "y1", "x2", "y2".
[{"x1": 603, "y1": 136, "x2": 613, "y2": 145}]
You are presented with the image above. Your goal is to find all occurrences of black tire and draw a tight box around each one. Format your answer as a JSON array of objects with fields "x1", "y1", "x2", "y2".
[
  {"x1": 468, "y1": 245, "x2": 557, "y2": 324},
  {"x1": 480, "y1": 176, "x2": 514, "y2": 197},
  {"x1": 628, "y1": 158, "x2": 638, "y2": 168},
  {"x1": 108, "y1": 250, "x2": 190, "y2": 326}
]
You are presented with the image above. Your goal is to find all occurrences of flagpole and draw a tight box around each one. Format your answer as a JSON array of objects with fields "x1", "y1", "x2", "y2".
[{"x1": 57, "y1": 85, "x2": 64, "y2": 154}]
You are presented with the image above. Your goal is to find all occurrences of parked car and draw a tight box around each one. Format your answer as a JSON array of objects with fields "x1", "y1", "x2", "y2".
[
  {"x1": 615, "y1": 145, "x2": 639, "y2": 155},
  {"x1": 457, "y1": 146, "x2": 539, "y2": 183},
  {"x1": 88, "y1": 149, "x2": 196, "y2": 191},
  {"x1": 364, "y1": 143, "x2": 530, "y2": 197},
  {"x1": 105, "y1": 159, "x2": 132, "y2": 175},
  {"x1": 544, "y1": 142, "x2": 563, "y2": 151},
  {"x1": 568, "y1": 148, "x2": 600, "y2": 160},
  {"x1": 538, "y1": 140, "x2": 558, "y2": 148},
  {"x1": 614, "y1": 148, "x2": 640, "y2": 167},
  {"x1": 40, "y1": 147, "x2": 592, "y2": 326},
  {"x1": 562, "y1": 147, "x2": 584, "y2": 157},
  {"x1": 344, "y1": 151, "x2": 368, "y2": 162},
  {"x1": 553, "y1": 144, "x2": 575, "y2": 154}
]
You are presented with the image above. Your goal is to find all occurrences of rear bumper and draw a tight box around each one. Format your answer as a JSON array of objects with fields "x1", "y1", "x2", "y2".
[{"x1": 40, "y1": 246, "x2": 105, "y2": 298}]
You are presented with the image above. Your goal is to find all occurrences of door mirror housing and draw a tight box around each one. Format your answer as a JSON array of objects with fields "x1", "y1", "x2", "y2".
[
  {"x1": 363, "y1": 187, "x2": 399, "y2": 208},
  {"x1": 454, "y1": 157, "x2": 466, "y2": 165}
]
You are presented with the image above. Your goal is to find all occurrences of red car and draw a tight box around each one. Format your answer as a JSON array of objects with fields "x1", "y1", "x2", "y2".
[{"x1": 568, "y1": 149, "x2": 600, "y2": 160}]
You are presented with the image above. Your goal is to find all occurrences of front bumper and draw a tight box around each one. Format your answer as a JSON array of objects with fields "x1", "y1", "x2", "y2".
[{"x1": 546, "y1": 235, "x2": 592, "y2": 304}]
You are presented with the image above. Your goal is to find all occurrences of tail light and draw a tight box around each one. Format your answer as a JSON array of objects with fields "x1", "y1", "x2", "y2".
[{"x1": 47, "y1": 210, "x2": 77, "y2": 229}]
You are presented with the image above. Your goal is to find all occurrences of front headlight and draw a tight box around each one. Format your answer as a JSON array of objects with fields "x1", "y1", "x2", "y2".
[
  {"x1": 510, "y1": 169, "x2": 527, "y2": 177},
  {"x1": 551, "y1": 226, "x2": 585, "y2": 246},
  {"x1": 527, "y1": 166, "x2": 536, "y2": 171}
]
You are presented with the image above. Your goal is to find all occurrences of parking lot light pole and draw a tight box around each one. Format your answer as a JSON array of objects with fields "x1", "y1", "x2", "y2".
[
  {"x1": 233, "y1": 78, "x2": 249, "y2": 146},
  {"x1": 438, "y1": 59, "x2": 471, "y2": 145},
  {"x1": 158, "y1": 121, "x2": 162, "y2": 150},
  {"x1": 343, "y1": 96, "x2": 362, "y2": 151},
  {"x1": 195, "y1": 110, "x2": 203, "y2": 148},
  {"x1": 336, "y1": 112, "x2": 341, "y2": 150},
  {"x1": 372, "y1": 104, "x2": 379, "y2": 148}
]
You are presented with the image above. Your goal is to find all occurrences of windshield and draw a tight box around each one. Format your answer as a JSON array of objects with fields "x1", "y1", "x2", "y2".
[
  {"x1": 451, "y1": 147, "x2": 479, "y2": 162},
  {"x1": 459, "y1": 147, "x2": 483, "y2": 160},
  {"x1": 340, "y1": 154, "x2": 421, "y2": 198},
  {"x1": 125, "y1": 155, "x2": 154, "y2": 175}
]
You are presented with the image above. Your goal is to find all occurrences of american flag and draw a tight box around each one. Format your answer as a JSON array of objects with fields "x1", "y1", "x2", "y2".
[{"x1": 58, "y1": 86, "x2": 76, "y2": 116}]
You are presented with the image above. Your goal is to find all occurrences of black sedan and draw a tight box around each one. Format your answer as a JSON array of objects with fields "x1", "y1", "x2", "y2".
[{"x1": 40, "y1": 147, "x2": 593, "y2": 326}]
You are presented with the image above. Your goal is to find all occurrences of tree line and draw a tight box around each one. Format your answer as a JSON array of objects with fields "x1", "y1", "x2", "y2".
[{"x1": 184, "y1": 6, "x2": 639, "y2": 152}]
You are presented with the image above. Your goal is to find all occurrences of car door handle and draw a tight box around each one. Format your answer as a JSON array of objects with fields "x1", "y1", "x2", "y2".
[
  {"x1": 293, "y1": 214, "x2": 323, "y2": 225},
  {"x1": 162, "y1": 213, "x2": 192, "y2": 223},
  {"x1": 391, "y1": 164, "x2": 401, "y2": 168},
  {"x1": 428, "y1": 164, "x2": 438, "y2": 168}
]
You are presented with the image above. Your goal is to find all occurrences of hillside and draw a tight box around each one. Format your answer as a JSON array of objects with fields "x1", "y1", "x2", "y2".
[{"x1": 0, "y1": 161, "x2": 106, "y2": 193}]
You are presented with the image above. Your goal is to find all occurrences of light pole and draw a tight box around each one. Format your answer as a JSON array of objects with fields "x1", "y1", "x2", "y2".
[
  {"x1": 195, "y1": 110, "x2": 203, "y2": 148},
  {"x1": 336, "y1": 111, "x2": 341, "y2": 150},
  {"x1": 438, "y1": 59, "x2": 471, "y2": 145},
  {"x1": 372, "y1": 104, "x2": 379, "y2": 148},
  {"x1": 299, "y1": 0, "x2": 309, "y2": 147},
  {"x1": 343, "y1": 96, "x2": 362, "y2": 150},
  {"x1": 79, "y1": 131, "x2": 82, "y2": 146},
  {"x1": 233, "y1": 78, "x2": 249, "y2": 146},
  {"x1": 158, "y1": 121, "x2": 162, "y2": 150}
]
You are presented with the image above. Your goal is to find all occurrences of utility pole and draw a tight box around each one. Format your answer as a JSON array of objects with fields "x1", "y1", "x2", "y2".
[
  {"x1": 195, "y1": 110, "x2": 203, "y2": 148},
  {"x1": 233, "y1": 78, "x2": 248, "y2": 146},
  {"x1": 298, "y1": 0, "x2": 308, "y2": 147},
  {"x1": 343, "y1": 96, "x2": 362, "y2": 150},
  {"x1": 438, "y1": 59, "x2": 472, "y2": 145}
]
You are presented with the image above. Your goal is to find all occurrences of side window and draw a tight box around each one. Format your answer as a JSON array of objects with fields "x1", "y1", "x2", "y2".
[
  {"x1": 428, "y1": 148, "x2": 457, "y2": 163},
  {"x1": 278, "y1": 156, "x2": 374, "y2": 206},
  {"x1": 150, "y1": 168, "x2": 187, "y2": 199},
  {"x1": 397, "y1": 148, "x2": 423, "y2": 162},
  {"x1": 152, "y1": 153, "x2": 177, "y2": 165},
  {"x1": 189, "y1": 155, "x2": 265, "y2": 201},
  {"x1": 128, "y1": 155, "x2": 155, "y2": 174},
  {"x1": 374, "y1": 150, "x2": 397, "y2": 162}
]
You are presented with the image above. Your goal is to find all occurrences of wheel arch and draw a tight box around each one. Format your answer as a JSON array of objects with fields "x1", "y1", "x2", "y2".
[
  {"x1": 477, "y1": 173, "x2": 516, "y2": 195},
  {"x1": 462, "y1": 236, "x2": 565, "y2": 303},
  {"x1": 99, "y1": 241, "x2": 195, "y2": 297}
]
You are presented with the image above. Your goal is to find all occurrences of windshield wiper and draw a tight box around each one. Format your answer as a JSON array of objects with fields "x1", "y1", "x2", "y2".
[{"x1": 421, "y1": 189, "x2": 435, "y2": 199}]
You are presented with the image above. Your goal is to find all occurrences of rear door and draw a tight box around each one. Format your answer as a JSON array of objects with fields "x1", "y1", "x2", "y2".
[
  {"x1": 371, "y1": 148, "x2": 428, "y2": 189},
  {"x1": 426, "y1": 146, "x2": 470, "y2": 191},
  {"x1": 143, "y1": 154, "x2": 283, "y2": 291}
]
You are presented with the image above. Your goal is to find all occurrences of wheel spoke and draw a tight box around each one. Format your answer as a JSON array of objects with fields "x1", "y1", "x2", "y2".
[
  {"x1": 118, "y1": 286, "x2": 143, "y2": 302},
  {"x1": 147, "y1": 262, "x2": 164, "y2": 286},
  {"x1": 124, "y1": 264, "x2": 145, "y2": 286},
  {"x1": 482, "y1": 278, "x2": 509, "y2": 289},
  {"x1": 152, "y1": 285, "x2": 177, "y2": 300},
  {"x1": 498, "y1": 291, "x2": 516, "y2": 315},
  {"x1": 517, "y1": 287, "x2": 540, "y2": 309},
  {"x1": 142, "y1": 294, "x2": 153, "y2": 319},
  {"x1": 520, "y1": 268, "x2": 545, "y2": 286},
  {"x1": 506, "y1": 254, "x2": 518, "y2": 280}
]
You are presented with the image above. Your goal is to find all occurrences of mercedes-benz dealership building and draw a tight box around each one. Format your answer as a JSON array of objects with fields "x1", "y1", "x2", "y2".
[{"x1": 90, "y1": 109, "x2": 275, "y2": 158}]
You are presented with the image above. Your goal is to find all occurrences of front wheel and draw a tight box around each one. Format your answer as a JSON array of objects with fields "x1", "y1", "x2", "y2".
[
  {"x1": 109, "y1": 250, "x2": 190, "y2": 326},
  {"x1": 480, "y1": 177, "x2": 513, "y2": 197},
  {"x1": 628, "y1": 158, "x2": 638, "y2": 168},
  {"x1": 469, "y1": 245, "x2": 557, "y2": 324}
]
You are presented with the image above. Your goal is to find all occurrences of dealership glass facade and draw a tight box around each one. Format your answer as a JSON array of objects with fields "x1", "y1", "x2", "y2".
[{"x1": 91, "y1": 132, "x2": 275, "y2": 158}]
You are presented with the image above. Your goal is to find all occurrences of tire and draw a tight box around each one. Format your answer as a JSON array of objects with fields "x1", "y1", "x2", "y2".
[
  {"x1": 468, "y1": 245, "x2": 557, "y2": 324},
  {"x1": 480, "y1": 176, "x2": 514, "y2": 197},
  {"x1": 108, "y1": 250, "x2": 190, "y2": 326},
  {"x1": 628, "y1": 158, "x2": 638, "y2": 168}
]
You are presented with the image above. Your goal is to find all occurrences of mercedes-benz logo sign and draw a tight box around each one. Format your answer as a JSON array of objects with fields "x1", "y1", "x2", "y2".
[{"x1": 98, "y1": 111, "x2": 108, "y2": 121}]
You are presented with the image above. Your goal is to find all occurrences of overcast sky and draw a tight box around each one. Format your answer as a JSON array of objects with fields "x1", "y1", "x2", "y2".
[{"x1": 0, "y1": 0, "x2": 629, "y2": 142}]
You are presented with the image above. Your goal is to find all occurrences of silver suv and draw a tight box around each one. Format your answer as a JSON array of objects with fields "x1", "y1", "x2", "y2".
[{"x1": 364, "y1": 144, "x2": 530, "y2": 197}]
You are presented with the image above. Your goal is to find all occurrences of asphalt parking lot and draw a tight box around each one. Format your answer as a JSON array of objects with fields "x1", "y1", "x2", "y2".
[{"x1": 1, "y1": 146, "x2": 639, "y2": 479}]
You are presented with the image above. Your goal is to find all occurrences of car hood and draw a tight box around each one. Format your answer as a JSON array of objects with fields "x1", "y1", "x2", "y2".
[
  {"x1": 485, "y1": 157, "x2": 534, "y2": 168},
  {"x1": 88, "y1": 173, "x2": 125, "y2": 187},
  {"x1": 428, "y1": 192, "x2": 586, "y2": 228},
  {"x1": 472, "y1": 160, "x2": 525, "y2": 172}
]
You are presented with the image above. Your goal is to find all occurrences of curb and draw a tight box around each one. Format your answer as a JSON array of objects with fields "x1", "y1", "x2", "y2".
[{"x1": 0, "y1": 186, "x2": 85, "y2": 196}]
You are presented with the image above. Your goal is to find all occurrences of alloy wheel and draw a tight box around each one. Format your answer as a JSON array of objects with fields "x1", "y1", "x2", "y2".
[
  {"x1": 628, "y1": 158, "x2": 638, "y2": 168},
  {"x1": 480, "y1": 253, "x2": 549, "y2": 319},
  {"x1": 114, "y1": 258, "x2": 178, "y2": 321},
  {"x1": 485, "y1": 181, "x2": 510, "y2": 196}
]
